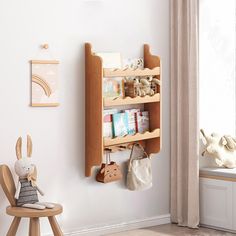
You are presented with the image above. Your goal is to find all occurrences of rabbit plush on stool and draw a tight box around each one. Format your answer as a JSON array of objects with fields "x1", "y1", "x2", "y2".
[{"x1": 14, "y1": 135, "x2": 54, "y2": 210}]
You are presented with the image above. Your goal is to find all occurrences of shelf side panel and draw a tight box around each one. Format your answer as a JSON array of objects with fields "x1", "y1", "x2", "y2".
[
  {"x1": 144, "y1": 44, "x2": 162, "y2": 154},
  {"x1": 85, "y1": 43, "x2": 103, "y2": 176}
]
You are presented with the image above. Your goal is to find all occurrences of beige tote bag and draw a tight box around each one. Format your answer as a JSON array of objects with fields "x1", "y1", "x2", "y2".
[{"x1": 127, "y1": 143, "x2": 152, "y2": 191}]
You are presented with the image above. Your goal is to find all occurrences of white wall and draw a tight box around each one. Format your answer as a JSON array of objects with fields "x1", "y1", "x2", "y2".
[{"x1": 0, "y1": 0, "x2": 170, "y2": 235}]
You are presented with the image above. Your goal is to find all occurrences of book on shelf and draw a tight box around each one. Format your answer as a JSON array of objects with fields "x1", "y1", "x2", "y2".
[
  {"x1": 96, "y1": 52, "x2": 124, "y2": 99},
  {"x1": 112, "y1": 113, "x2": 128, "y2": 137},
  {"x1": 125, "y1": 109, "x2": 140, "y2": 135},
  {"x1": 103, "y1": 78, "x2": 124, "y2": 98},
  {"x1": 136, "y1": 111, "x2": 149, "y2": 133},
  {"x1": 103, "y1": 109, "x2": 118, "y2": 138},
  {"x1": 104, "y1": 109, "x2": 150, "y2": 138}
]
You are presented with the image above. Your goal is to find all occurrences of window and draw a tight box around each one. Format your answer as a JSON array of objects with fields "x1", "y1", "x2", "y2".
[{"x1": 200, "y1": 0, "x2": 236, "y2": 135}]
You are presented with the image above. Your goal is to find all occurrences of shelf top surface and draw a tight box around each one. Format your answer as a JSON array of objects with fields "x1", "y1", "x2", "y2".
[
  {"x1": 104, "y1": 93, "x2": 160, "y2": 107},
  {"x1": 104, "y1": 128, "x2": 160, "y2": 147},
  {"x1": 103, "y1": 67, "x2": 160, "y2": 77}
]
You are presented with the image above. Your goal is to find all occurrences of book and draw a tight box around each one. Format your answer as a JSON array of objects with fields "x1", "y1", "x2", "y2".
[
  {"x1": 125, "y1": 109, "x2": 140, "y2": 135},
  {"x1": 136, "y1": 111, "x2": 149, "y2": 133},
  {"x1": 112, "y1": 113, "x2": 128, "y2": 137},
  {"x1": 103, "y1": 78, "x2": 124, "y2": 98},
  {"x1": 103, "y1": 109, "x2": 118, "y2": 138},
  {"x1": 96, "y1": 52, "x2": 124, "y2": 98}
]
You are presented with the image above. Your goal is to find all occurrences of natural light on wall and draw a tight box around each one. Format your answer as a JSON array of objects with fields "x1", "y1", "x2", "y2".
[{"x1": 200, "y1": 0, "x2": 236, "y2": 135}]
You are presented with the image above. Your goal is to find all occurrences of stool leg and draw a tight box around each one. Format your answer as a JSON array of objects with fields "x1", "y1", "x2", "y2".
[
  {"x1": 7, "y1": 217, "x2": 21, "y2": 236},
  {"x1": 29, "y1": 217, "x2": 40, "y2": 236},
  {"x1": 48, "y1": 216, "x2": 63, "y2": 236}
]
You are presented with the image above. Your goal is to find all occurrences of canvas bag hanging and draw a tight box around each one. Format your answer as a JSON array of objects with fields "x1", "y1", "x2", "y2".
[
  {"x1": 126, "y1": 143, "x2": 152, "y2": 191},
  {"x1": 96, "y1": 149, "x2": 122, "y2": 183}
]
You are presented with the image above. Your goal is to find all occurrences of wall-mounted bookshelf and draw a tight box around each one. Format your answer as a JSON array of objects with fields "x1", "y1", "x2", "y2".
[{"x1": 85, "y1": 43, "x2": 162, "y2": 177}]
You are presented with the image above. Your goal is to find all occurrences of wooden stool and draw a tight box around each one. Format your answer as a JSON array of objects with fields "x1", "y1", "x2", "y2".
[{"x1": 0, "y1": 165, "x2": 63, "y2": 236}]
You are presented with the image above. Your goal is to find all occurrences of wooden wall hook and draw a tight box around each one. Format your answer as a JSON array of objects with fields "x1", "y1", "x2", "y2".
[{"x1": 41, "y1": 44, "x2": 49, "y2": 49}]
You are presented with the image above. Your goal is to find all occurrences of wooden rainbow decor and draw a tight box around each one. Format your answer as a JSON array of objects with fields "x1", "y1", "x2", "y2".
[{"x1": 31, "y1": 60, "x2": 59, "y2": 107}]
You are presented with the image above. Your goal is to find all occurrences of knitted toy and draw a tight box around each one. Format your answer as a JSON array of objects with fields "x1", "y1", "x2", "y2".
[
  {"x1": 126, "y1": 76, "x2": 160, "y2": 97},
  {"x1": 200, "y1": 129, "x2": 236, "y2": 168},
  {"x1": 14, "y1": 135, "x2": 54, "y2": 209}
]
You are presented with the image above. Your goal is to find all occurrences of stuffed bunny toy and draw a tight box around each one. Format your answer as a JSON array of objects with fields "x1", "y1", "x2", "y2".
[
  {"x1": 200, "y1": 129, "x2": 236, "y2": 168},
  {"x1": 14, "y1": 135, "x2": 54, "y2": 210}
]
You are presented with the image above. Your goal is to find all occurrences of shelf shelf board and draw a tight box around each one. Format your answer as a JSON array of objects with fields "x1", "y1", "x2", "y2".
[
  {"x1": 104, "y1": 128, "x2": 160, "y2": 147},
  {"x1": 103, "y1": 67, "x2": 160, "y2": 77},
  {"x1": 103, "y1": 93, "x2": 160, "y2": 107}
]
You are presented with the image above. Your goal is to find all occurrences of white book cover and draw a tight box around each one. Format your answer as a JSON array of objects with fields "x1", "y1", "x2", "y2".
[
  {"x1": 125, "y1": 109, "x2": 140, "y2": 135},
  {"x1": 136, "y1": 111, "x2": 149, "y2": 133}
]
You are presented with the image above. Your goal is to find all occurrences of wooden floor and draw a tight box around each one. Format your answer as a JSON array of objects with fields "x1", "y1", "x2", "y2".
[{"x1": 107, "y1": 223, "x2": 235, "y2": 236}]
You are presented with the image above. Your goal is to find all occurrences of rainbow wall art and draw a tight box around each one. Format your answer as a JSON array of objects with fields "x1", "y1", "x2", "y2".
[{"x1": 31, "y1": 60, "x2": 59, "y2": 107}]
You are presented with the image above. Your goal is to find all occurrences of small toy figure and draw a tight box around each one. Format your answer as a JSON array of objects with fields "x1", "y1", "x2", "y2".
[{"x1": 14, "y1": 135, "x2": 54, "y2": 209}]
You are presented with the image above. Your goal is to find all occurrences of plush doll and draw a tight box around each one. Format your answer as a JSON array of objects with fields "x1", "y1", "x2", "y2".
[
  {"x1": 125, "y1": 76, "x2": 160, "y2": 97},
  {"x1": 14, "y1": 135, "x2": 54, "y2": 209},
  {"x1": 140, "y1": 78, "x2": 155, "y2": 96},
  {"x1": 200, "y1": 129, "x2": 236, "y2": 168}
]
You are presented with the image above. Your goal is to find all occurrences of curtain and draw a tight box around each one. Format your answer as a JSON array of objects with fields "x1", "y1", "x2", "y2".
[{"x1": 170, "y1": 0, "x2": 199, "y2": 228}]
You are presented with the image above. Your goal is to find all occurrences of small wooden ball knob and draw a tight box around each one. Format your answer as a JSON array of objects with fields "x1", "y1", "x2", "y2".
[{"x1": 42, "y1": 44, "x2": 49, "y2": 49}]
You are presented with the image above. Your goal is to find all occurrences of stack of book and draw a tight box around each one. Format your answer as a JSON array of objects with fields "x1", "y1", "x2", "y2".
[{"x1": 103, "y1": 109, "x2": 149, "y2": 138}]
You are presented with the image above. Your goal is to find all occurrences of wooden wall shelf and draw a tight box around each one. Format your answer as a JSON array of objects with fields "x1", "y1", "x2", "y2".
[
  {"x1": 103, "y1": 67, "x2": 160, "y2": 77},
  {"x1": 85, "y1": 43, "x2": 162, "y2": 177},
  {"x1": 104, "y1": 93, "x2": 160, "y2": 107}
]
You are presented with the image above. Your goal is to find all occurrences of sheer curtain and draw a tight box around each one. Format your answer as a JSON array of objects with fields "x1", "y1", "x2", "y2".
[{"x1": 170, "y1": 0, "x2": 199, "y2": 228}]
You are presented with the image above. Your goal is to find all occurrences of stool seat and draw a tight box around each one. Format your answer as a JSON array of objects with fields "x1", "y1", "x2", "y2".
[{"x1": 6, "y1": 203, "x2": 63, "y2": 218}]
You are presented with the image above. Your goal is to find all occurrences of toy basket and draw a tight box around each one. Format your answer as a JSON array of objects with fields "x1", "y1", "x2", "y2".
[{"x1": 125, "y1": 79, "x2": 159, "y2": 98}]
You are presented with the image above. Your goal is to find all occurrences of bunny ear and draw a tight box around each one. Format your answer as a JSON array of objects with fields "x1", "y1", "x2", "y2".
[
  {"x1": 27, "y1": 135, "x2": 32, "y2": 157},
  {"x1": 200, "y1": 129, "x2": 208, "y2": 145},
  {"x1": 16, "y1": 137, "x2": 22, "y2": 160},
  {"x1": 32, "y1": 165, "x2": 37, "y2": 179}
]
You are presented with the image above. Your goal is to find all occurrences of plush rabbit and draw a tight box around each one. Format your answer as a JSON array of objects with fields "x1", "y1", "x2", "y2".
[
  {"x1": 200, "y1": 129, "x2": 236, "y2": 168},
  {"x1": 14, "y1": 135, "x2": 54, "y2": 210}
]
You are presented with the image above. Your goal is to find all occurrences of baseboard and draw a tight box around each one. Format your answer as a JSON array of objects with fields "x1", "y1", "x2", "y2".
[
  {"x1": 200, "y1": 224, "x2": 236, "y2": 234},
  {"x1": 44, "y1": 214, "x2": 170, "y2": 236}
]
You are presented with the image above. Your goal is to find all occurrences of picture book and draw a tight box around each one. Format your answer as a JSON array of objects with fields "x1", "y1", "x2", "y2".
[
  {"x1": 112, "y1": 113, "x2": 128, "y2": 137},
  {"x1": 103, "y1": 78, "x2": 124, "y2": 98},
  {"x1": 136, "y1": 111, "x2": 149, "y2": 133},
  {"x1": 125, "y1": 109, "x2": 140, "y2": 135},
  {"x1": 103, "y1": 109, "x2": 118, "y2": 138}
]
